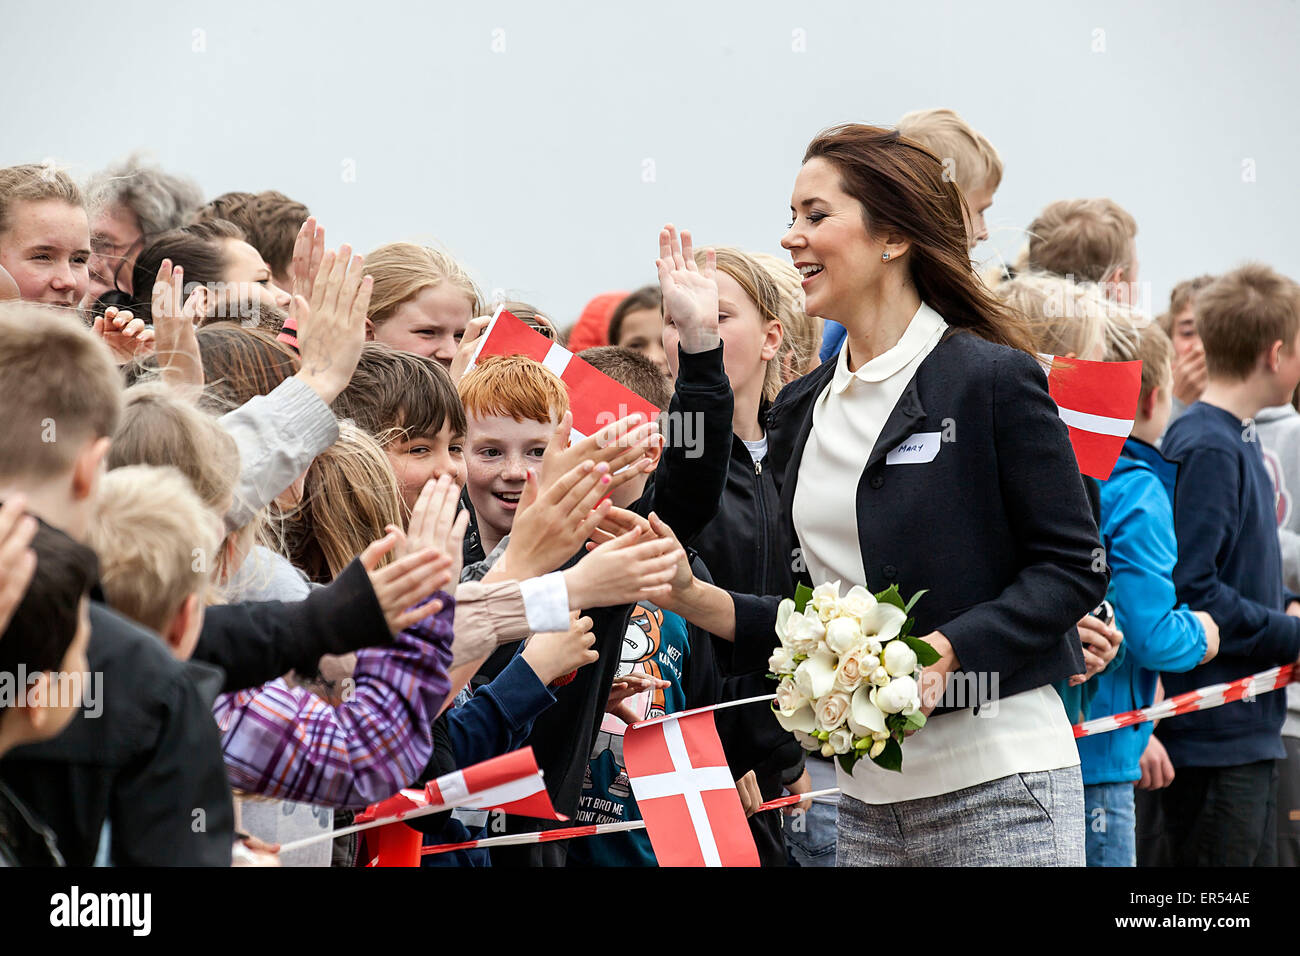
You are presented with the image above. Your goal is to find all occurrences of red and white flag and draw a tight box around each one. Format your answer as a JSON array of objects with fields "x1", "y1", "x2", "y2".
[
  {"x1": 623, "y1": 709, "x2": 759, "y2": 867},
  {"x1": 1042, "y1": 356, "x2": 1142, "y2": 481},
  {"x1": 471, "y1": 309, "x2": 661, "y2": 439}
]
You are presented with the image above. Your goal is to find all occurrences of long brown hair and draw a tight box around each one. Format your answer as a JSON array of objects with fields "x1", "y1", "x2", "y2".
[
  {"x1": 803, "y1": 124, "x2": 1035, "y2": 356},
  {"x1": 196, "y1": 322, "x2": 301, "y2": 413}
]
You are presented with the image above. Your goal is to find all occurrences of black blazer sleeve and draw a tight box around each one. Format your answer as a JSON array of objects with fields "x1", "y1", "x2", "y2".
[
  {"x1": 643, "y1": 344, "x2": 734, "y2": 543},
  {"x1": 194, "y1": 557, "x2": 391, "y2": 693},
  {"x1": 939, "y1": 349, "x2": 1103, "y2": 683}
]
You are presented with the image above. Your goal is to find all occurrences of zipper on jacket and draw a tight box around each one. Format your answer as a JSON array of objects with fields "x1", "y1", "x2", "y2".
[{"x1": 753, "y1": 450, "x2": 770, "y2": 593}]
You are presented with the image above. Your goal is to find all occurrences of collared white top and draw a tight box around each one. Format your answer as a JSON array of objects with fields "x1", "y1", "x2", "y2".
[{"x1": 792, "y1": 302, "x2": 1078, "y2": 805}]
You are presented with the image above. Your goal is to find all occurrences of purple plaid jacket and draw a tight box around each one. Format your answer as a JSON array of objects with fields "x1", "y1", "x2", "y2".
[{"x1": 212, "y1": 594, "x2": 454, "y2": 808}]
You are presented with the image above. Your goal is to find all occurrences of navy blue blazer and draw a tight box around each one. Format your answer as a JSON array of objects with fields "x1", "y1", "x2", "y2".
[{"x1": 732, "y1": 328, "x2": 1104, "y2": 713}]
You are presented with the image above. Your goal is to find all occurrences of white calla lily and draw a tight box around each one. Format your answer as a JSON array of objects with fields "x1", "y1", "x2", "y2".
[
  {"x1": 860, "y1": 601, "x2": 906, "y2": 642},
  {"x1": 794, "y1": 648, "x2": 839, "y2": 701},
  {"x1": 846, "y1": 684, "x2": 887, "y2": 736},
  {"x1": 773, "y1": 702, "x2": 817, "y2": 734},
  {"x1": 775, "y1": 598, "x2": 795, "y2": 647}
]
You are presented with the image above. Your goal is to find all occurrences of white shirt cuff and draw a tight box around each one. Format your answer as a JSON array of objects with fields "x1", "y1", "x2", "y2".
[{"x1": 518, "y1": 572, "x2": 570, "y2": 633}]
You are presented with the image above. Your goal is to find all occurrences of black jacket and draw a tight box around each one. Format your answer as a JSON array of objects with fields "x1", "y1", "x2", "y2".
[
  {"x1": 732, "y1": 330, "x2": 1104, "y2": 710},
  {"x1": 0, "y1": 557, "x2": 396, "y2": 866},
  {"x1": 0, "y1": 779, "x2": 63, "y2": 867}
]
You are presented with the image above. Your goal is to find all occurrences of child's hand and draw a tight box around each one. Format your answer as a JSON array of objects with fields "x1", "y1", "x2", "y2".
[
  {"x1": 539, "y1": 411, "x2": 659, "y2": 498},
  {"x1": 290, "y1": 217, "x2": 327, "y2": 304},
  {"x1": 564, "y1": 520, "x2": 683, "y2": 610},
  {"x1": 521, "y1": 614, "x2": 598, "y2": 686},
  {"x1": 498, "y1": 461, "x2": 614, "y2": 579},
  {"x1": 605, "y1": 671, "x2": 668, "y2": 724},
  {"x1": 735, "y1": 770, "x2": 761, "y2": 818},
  {"x1": 449, "y1": 315, "x2": 492, "y2": 384},
  {"x1": 294, "y1": 243, "x2": 372, "y2": 405},
  {"x1": 656, "y1": 224, "x2": 719, "y2": 354},
  {"x1": 385, "y1": 474, "x2": 471, "y2": 593},
  {"x1": 1193, "y1": 610, "x2": 1220, "y2": 664},
  {"x1": 149, "y1": 259, "x2": 205, "y2": 392},
  {"x1": 1172, "y1": 343, "x2": 1207, "y2": 406},
  {"x1": 360, "y1": 532, "x2": 454, "y2": 635},
  {"x1": 1137, "y1": 734, "x2": 1175, "y2": 790},
  {"x1": 91, "y1": 305, "x2": 155, "y2": 363},
  {"x1": 782, "y1": 768, "x2": 813, "y2": 815},
  {"x1": 0, "y1": 496, "x2": 37, "y2": 634}
]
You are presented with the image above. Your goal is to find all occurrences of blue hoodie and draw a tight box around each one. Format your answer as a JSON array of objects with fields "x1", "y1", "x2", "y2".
[{"x1": 1076, "y1": 437, "x2": 1207, "y2": 784}]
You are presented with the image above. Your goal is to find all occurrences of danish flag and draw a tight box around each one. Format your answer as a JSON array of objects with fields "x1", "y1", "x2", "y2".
[
  {"x1": 623, "y1": 709, "x2": 759, "y2": 867},
  {"x1": 471, "y1": 308, "x2": 662, "y2": 438},
  {"x1": 1042, "y1": 356, "x2": 1143, "y2": 481}
]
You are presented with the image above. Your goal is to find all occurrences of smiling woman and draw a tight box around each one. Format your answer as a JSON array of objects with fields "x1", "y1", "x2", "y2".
[{"x1": 0, "y1": 164, "x2": 90, "y2": 309}]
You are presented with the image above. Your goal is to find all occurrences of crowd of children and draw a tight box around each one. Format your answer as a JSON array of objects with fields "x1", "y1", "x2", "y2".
[{"x1": 1, "y1": 105, "x2": 1298, "y2": 868}]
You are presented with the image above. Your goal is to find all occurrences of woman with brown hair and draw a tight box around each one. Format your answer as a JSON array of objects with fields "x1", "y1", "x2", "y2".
[{"x1": 654, "y1": 124, "x2": 1105, "y2": 865}]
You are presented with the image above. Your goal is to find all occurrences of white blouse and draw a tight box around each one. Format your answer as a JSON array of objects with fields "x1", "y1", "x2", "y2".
[{"x1": 792, "y1": 303, "x2": 1079, "y2": 806}]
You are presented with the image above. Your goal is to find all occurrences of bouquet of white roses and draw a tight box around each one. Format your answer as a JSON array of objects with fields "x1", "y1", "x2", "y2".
[{"x1": 769, "y1": 580, "x2": 935, "y2": 772}]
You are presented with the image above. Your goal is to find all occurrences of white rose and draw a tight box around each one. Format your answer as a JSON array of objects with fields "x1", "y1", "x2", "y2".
[
  {"x1": 839, "y1": 585, "x2": 877, "y2": 621},
  {"x1": 846, "y1": 683, "x2": 887, "y2": 736},
  {"x1": 775, "y1": 598, "x2": 796, "y2": 648},
  {"x1": 872, "y1": 674, "x2": 919, "y2": 714},
  {"x1": 882, "y1": 640, "x2": 918, "y2": 677},
  {"x1": 828, "y1": 726, "x2": 854, "y2": 755},
  {"x1": 786, "y1": 612, "x2": 826, "y2": 656},
  {"x1": 794, "y1": 649, "x2": 838, "y2": 701},
  {"x1": 773, "y1": 702, "x2": 816, "y2": 734},
  {"x1": 774, "y1": 675, "x2": 807, "y2": 713},
  {"x1": 814, "y1": 691, "x2": 852, "y2": 732},
  {"x1": 793, "y1": 729, "x2": 821, "y2": 752},
  {"x1": 860, "y1": 602, "x2": 906, "y2": 643},
  {"x1": 833, "y1": 645, "x2": 868, "y2": 693},
  {"x1": 769, "y1": 645, "x2": 796, "y2": 676},
  {"x1": 824, "y1": 617, "x2": 864, "y2": 656},
  {"x1": 811, "y1": 581, "x2": 841, "y2": 621}
]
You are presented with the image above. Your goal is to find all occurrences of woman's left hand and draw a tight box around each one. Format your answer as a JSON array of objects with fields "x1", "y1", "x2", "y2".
[
  {"x1": 911, "y1": 631, "x2": 959, "y2": 732},
  {"x1": 1068, "y1": 613, "x2": 1122, "y2": 686}
]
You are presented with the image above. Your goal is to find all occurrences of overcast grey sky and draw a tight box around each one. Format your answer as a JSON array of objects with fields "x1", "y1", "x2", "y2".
[{"x1": 4, "y1": 0, "x2": 1297, "y2": 325}]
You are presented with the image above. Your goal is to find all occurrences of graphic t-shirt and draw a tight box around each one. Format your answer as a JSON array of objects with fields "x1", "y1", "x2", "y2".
[{"x1": 568, "y1": 601, "x2": 689, "y2": 867}]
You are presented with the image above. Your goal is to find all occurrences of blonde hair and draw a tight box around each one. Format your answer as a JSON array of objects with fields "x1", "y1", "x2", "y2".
[
  {"x1": 283, "y1": 422, "x2": 404, "y2": 583},
  {"x1": 749, "y1": 251, "x2": 822, "y2": 384},
  {"x1": 1196, "y1": 264, "x2": 1300, "y2": 381},
  {"x1": 364, "y1": 242, "x2": 483, "y2": 327},
  {"x1": 1027, "y1": 198, "x2": 1138, "y2": 284},
  {"x1": 1118, "y1": 322, "x2": 1175, "y2": 398},
  {"x1": 0, "y1": 302, "x2": 121, "y2": 481},
  {"x1": 0, "y1": 163, "x2": 84, "y2": 239},
  {"x1": 693, "y1": 247, "x2": 786, "y2": 401},
  {"x1": 997, "y1": 273, "x2": 1112, "y2": 360},
  {"x1": 896, "y1": 108, "x2": 1003, "y2": 193},
  {"x1": 88, "y1": 465, "x2": 223, "y2": 633}
]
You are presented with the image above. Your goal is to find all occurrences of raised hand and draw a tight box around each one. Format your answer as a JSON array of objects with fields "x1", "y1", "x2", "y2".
[
  {"x1": 294, "y1": 243, "x2": 372, "y2": 405},
  {"x1": 539, "y1": 410, "x2": 659, "y2": 496},
  {"x1": 656, "y1": 223, "x2": 719, "y2": 354},
  {"x1": 449, "y1": 314, "x2": 492, "y2": 385},
  {"x1": 150, "y1": 259, "x2": 204, "y2": 392},
  {"x1": 91, "y1": 305, "x2": 156, "y2": 364},
  {"x1": 291, "y1": 217, "x2": 327, "y2": 306},
  {"x1": 490, "y1": 461, "x2": 615, "y2": 581},
  {"x1": 359, "y1": 532, "x2": 454, "y2": 635},
  {"x1": 520, "y1": 613, "x2": 598, "y2": 686},
  {"x1": 563, "y1": 520, "x2": 683, "y2": 609},
  {"x1": 385, "y1": 474, "x2": 471, "y2": 590},
  {"x1": 605, "y1": 670, "x2": 669, "y2": 725}
]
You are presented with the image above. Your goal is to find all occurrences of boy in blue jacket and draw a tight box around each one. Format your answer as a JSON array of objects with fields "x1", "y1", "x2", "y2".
[
  {"x1": 1158, "y1": 264, "x2": 1300, "y2": 866},
  {"x1": 1079, "y1": 322, "x2": 1219, "y2": 866}
]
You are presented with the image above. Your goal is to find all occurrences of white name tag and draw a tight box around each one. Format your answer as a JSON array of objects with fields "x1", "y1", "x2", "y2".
[{"x1": 886, "y1": 431, "x2": 942, "y2": 465}]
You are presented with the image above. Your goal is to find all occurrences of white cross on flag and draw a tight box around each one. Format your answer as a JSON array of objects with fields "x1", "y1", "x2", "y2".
[
  {"x1": 470, "y1": 308, "x2": 662, "y2": 439},
  {"x1": 1041, "y1": 355, "x2": 1143, "y2": 481},
  {"x1": 623, "y1": 709, "x2": 759, "y2": 867}
]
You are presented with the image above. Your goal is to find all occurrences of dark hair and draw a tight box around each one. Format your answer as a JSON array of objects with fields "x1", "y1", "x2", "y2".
[
  {"x1": 333, "y1": 343, "x2": 467, "y2": 444},
  {"x1": 130, "y1": 219, "x2": 246, "y2": 321},
  {"x1": 579, "y1": 346, "x2": 672, "y2": 411},
  {"x1": 803, "y1": 125, "x2": 1035, "y2": 355},
  {"x1": 0, "y1": 518, "x2": 97, "y2": 687},
  {"x1": 607, "y1": 286, "x2": 663, "y2": 345},
  {"x1": 193, "y1": 190, "x2": 309, "y2": 279},
  {"x1": 196, "y1": 323, "x2": 301, "y2": 412}
]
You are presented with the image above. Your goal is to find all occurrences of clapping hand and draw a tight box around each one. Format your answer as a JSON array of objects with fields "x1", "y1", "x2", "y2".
[
  {"x1": 293, "y1": 236, "x2": 371, "y2": 406},
  {"x1": 605, "y1": 670, "x2": 669, "y2": 725},
  {"x1": 384, "y1": 474, "x2": 471, "y2": 593},
  {"x1": 150, "y1": 259, "x2": 204, "y2": 392},
  {"x1": 491, "y1": 461, "x2": 616, "y2": 581},
  {"x1": 91, "y1": 305, "x2": 155, "y2": 364},
  {"x1": 521, "y1": 613, "x2": 599, "y2": 686},
  {"x1": 359, "y1": 532, "x2": 454, "y2": 635},
  {"x1": 539, "y1": 411, "x2": 659, "y2": 498},
  {"x1": 656, "y1": 223, "x2": 719, "y2": 354}
]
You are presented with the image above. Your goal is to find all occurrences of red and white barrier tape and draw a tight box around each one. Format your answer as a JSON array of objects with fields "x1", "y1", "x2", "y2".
[
  {"x1": 417, "y1": 787, "x2": 842, "y2": 856},
  {"x1": 1073, "y1": 663, "x2": 1295, "y2": 738}
]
